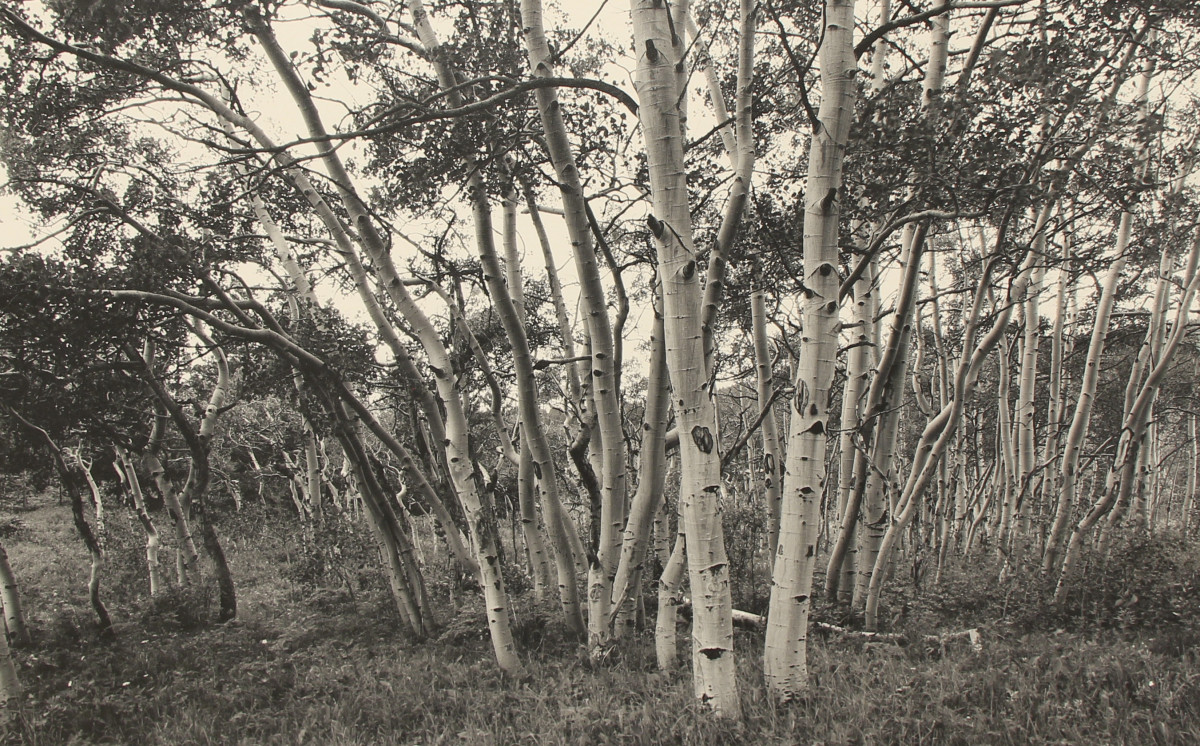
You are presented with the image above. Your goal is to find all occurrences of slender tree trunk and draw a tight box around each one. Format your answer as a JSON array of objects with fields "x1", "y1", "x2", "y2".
[
  {"x1": 519, "y1": 0, "x2": 626, "y2": 648},
  {"x1": 244, "y1": 5, "x2": 526, "y2": 669},
  {"x1": 751, "y1": 286, "x2": 784, "y2": 566},
  {"x1": 114, "y1": 446, "x2": 161, "y2": 596},
  {"x1": 610, "y1": 297, "x2": 669, "y2": 636},
  {"x1": 864, "y1": 244, "x2": 1035, "y2": 630},
  {"x1": 764, "y1": 0, "x2": 856, "y2": 701},
  {"x1": 996, "y1": 333, "x2": 1017, "y2": 551},
  {"x1": 631, "y1": 0, "x2": 740, "y2": 714},
  {"x1": 826, "y1": 266, "x2": 873, "y2": 601},
  {"x1": 1058, "y1": 226, "x2": 1200, "y2": 598},
  {"x1": 1186, "y1": 413, "x2": 1198, "y2": 536},
  {"x1": 0, "y1": 611, "x2": 19, "y2": 723},
  {"x1": 469, "y1": 156, "x2": 585, "y2": 638},
  {"x1": 500, "y1": 191, "x2": 553, "y2": 601},
  {"x1": 1014, "y1": 258, "x2": 1044, "y2": 541},
  {"x1": 1036, "y1": 236, "x2": 1070, "y2": 545},
  {"x1": 698, "y1": 0, "x2": 757, "y2": 365},
  {"x1": 655, "y1": 529, "x2": 686, "y2": 671},
  {"x1": 6, "y1": 408, "x2": 112, "y2": 634},
  {"x1": 0, "y1": 540, "x2": 29, "y2": 647}
]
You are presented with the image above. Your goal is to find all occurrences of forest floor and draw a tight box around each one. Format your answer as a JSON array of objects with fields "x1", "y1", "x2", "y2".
[{"x1": 1, "y1": 493, "x2": 1198, "y2": 745}]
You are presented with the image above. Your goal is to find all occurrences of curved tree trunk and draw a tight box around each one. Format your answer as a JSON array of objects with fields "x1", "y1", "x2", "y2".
[
  {"x1": 864, "y1": 246, "x2": 1036, "y2": 631},
  {"x1": 247, "y1": 5, "x2": 525, "y2": 671},
  {"x1": 519, "y1": 0, "x2": 626, "y2": 648},
  {"x1": 6, "y1": 408, "x2": 112, "y2": 635},
  {"x1": 609, "y1": 297, "x2": 669, "y2": 637},
  {"x1": 0, "y1": 611, "x2": 19, "y2": 723},
  {"x1": 1057, "y1": 227, "x2": 1200, "y2": 598},
  {"x1": 751, "y1": 285, "x2": 784, "y2": 567}
]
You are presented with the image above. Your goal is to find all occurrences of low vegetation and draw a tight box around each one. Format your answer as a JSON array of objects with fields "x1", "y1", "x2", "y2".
[{"x1": 4, "y1": 491, "x2": 1197, "y2": 745}]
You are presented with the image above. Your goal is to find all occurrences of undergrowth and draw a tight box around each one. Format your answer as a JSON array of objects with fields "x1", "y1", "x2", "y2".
[{"x1": 2, "y1": 495, "x2": 1198, "y2": 745}]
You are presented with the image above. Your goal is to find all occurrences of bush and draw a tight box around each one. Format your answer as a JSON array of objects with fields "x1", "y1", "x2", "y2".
[
  {"x1": 1065, "y1": 530, "x2": 1200, "y2": 633},
  {"x1": 139, "y1": 583, "x2": 215, "y2": 631},
  {"x1": 280, "y1": 517, "x2": 383, "y2": 599}
]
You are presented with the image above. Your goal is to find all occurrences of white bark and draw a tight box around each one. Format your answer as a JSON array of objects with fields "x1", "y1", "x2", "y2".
[
  {"x1": 764, "y1": 0, "x2": 856, "y2": 700},
  {"x1": 114, "y1": 446, "x2": 161, "y2": 597},
  {"x1": 0, "y1": 540, "x2": 28, "y2": 647},
  {"x1": 631, "y1": 0, "x2": 740, "y2": 714}
]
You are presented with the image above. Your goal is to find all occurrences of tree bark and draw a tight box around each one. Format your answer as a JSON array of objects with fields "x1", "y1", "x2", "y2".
[
  {"x1": 114, "y1": 445, "x2": 161, "y2": 596},
  {"x1": 0, "y1": 539, "x2": 29, "y2": 647},
  {"x1": 764, "y1": 0, "x2": 856, "y2": 701},
  {"x1": 631, "y1": 0, "x2": 740, "y2": 715}
]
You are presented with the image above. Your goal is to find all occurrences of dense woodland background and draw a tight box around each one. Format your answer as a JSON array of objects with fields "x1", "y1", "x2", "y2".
[{"x1": 1, "y1": 0, "x2": 1200, "y2": 741}]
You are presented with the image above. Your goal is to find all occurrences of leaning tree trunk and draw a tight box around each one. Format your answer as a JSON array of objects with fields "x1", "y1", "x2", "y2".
[
  {"x1": 609, "y1": 295, "x2": 669, "y2": 637},
  {"x1": 1042, "y1": 43, "x2": 1156, "y2": 572},
  {"x1": 246, "y1": 5, "x2": 525, "y2": 671},
  {"x1": 184, "y1": 322, "x2": 237, "y2": 622},
  {"x1": 0, "y1": 608, "x2": 19, "y2": 723},
  {"x1": 836, "y1": 1, "x2": 949, "y2": 606},
  {"x1": 5, "y1": 408, "x2": 112, "y2": 635},
  {"x1": 1057, "y1": 227, "x2": 1200, "y2": 598},
  {"x1": 864, "y1": 246, "x2": 1036, "y2": 631},
  {"x1": 0, "y1": 539, "x2": 29, "y2": 647},
  {"x1": 113, "y1": 445, "x2": 161, "y2": 596},
  {"x1": 751, "y1": 285, "x2": 784, "y2": 566},
  {"x1": 519, "y1": 0, "x2": 626, "y2": 648},
  {"x1": 502, "y1": 191, "x2": 554, "y2": 600},
  {"x1": 764, "y1": 0, "x2": 856, "y2": 701}
]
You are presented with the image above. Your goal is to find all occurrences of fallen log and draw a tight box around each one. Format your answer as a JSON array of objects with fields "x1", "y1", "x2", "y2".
[{"x1": 675, "y1": 599, "x2": 981, "y2": 651}]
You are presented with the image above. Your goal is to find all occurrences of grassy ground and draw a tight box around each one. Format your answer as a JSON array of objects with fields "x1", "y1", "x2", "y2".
[{"x1": 1, "y1": 494, "x2": 1198, "y2": 745}]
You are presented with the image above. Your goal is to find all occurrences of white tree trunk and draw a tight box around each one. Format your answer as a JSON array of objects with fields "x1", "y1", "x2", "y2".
[
  {"x1": 764, "y1": 0, "x2": 856, "y2": 700},
  {"x1": 0, "y1": 540, "x2": 29, "y2": 647},
  {"x1": 114, "y1": 446, "x2": 161, "y2": 597},
  {"x1": 631, "y1": 0, "x2": 740, "y2": 714}
]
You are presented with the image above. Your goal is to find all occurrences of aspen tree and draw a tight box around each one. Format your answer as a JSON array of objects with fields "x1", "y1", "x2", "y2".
[
  {"x1": 0, "y1": 540, "x2": 28, "y2": 647},
  {"x1": 240, "y1": 4, "x2": 530, "y2": 665},
  {"x1": 655, "y1": 529, "x2": 686, "y2": 671},
  {"x1": 217, "y1": 87, "x2": 477, "y2": 577},
  {"x1": 136, "y1": 325, "x2": 238, "y2": 622},
  {"x1": 503, "y1": 191, "x2": 555, "y2": 600},
  {"x1": 1186, "y1": 412, "x2": 1198, "y2": 536},
  {"x1": 1042, "y1": 40, "x2": 1156, "y2": 572},
  {"x1": 835, "y1": 1, "x2": 951, "y2": 607},
  {"x1": 5, "y1": 407, "x2": 112, "y2": 633},
  {"x1": 751, "y1": 286, "x2": 784, "y2": 564},
  {"x1": 519, "y1": 0, "x2": 626, "y2": 647},
  {"x1": 1035, "y1": 234, "x2": 1071, "y2": 543},
  {"x1": 113, "y1": 445, "x2": 161, "y2": 596},
  {"x1": 996, "y1": 330, "x2": 1017, "y2": 551},
  {"x1": 468, "y1": 173, "x2": 583, "y2": 636},
  {"x1": 630, "y1": 0, "x2": 740, "y2": 714},
  {"x1": 764, "y1": 0, "x2": 856, "y2": 700},
  {"x1": 0, "y1": 608, "x2": 18, "y2": 723},
  {"x1": 929, "y1": 254, "x2": 958, "y2": 578},
  {"x1": 609, "y1": 299, "x2": 669, "y2": 636},
  {"x1": 697, "y1": 0, "x2": 757, "y2": 365},
  {"x1": 1057, "y1": 226, "x2": 1200, "y2": 598},
  {"x1": 865, "y1": 247, "x2": 1038, "y2": 630},
  {"x1": 825, "y1": 0, "x2": 888, "y2": 601},
  {"x1": 1012, "y1": 259, "x2": 1044, "y2": 541}
]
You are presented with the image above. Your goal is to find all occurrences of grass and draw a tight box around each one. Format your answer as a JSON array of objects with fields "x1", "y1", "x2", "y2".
[{"x1": 1, "y1": 493, "x2": 1198, "y2": 744}]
